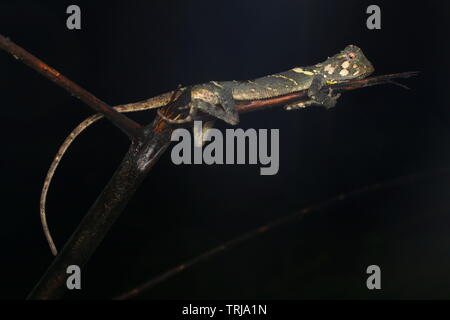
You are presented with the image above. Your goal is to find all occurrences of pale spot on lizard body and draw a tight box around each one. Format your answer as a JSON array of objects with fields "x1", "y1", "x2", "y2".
[
  {"x1": 210, "y1": 81, "x2": 224, "y2": 88},
  {"x1": 270, "y1": 74, "x2": 299, "y2": 86},
  {"x1": 324, "y1": 64, "x2": 335, "y2": 75},
  {"x1": 292, "y1": 67, "x2": 314, "y2": 75},
  {"x1": 341, "y1": 61, "x2": 350, "y2": 69},
  {"x1": 339, "y1": 69, "x2": 349, "y2": 76}
]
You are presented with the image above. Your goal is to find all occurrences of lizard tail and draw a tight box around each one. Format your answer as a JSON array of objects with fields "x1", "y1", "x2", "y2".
[
  {"x1": 39, "y1": 91, "x2": 181, "y2": 255},
  {"x1": 40, "y1": 113, "x2": 103, "y2": 256}
]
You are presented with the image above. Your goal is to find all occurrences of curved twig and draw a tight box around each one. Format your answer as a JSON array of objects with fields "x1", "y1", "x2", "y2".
[{"x1": 114, "y1": 167, "x2": 449, "y2": 300}]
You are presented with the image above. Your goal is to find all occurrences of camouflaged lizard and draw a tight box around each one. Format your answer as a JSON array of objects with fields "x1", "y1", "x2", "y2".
[{"x1": 41, "y1": 44, "x2": 374, "y2": 255}]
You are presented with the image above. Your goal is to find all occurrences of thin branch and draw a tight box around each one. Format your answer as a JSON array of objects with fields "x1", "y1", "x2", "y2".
[
  {"x1": 1, "y1": 33, "x2": 419, "y2": 300},
  {"x1": 101, "y1": 72, "x2": 419, "y2": 120},
  {"x1": 114, "y1": 167, "x2": 450, "y2": 300},
  {"x1": 236, "y1": 71, "x2": 419, "y2": 113},
  {"x1": 0, "y1": 34, "x2": 142, "y2": 139}
]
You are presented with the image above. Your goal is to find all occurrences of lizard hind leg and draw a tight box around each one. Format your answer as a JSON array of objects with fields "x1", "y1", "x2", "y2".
[
  {"x1": 216, "y1": 88, "x2": 239, "y2": 125},
  {"x1": 192, "y1": 91, "x2": 239, "y2": 126},
  {"x1": 193, "y1": 120, "x2": 216, "y2": 148}
]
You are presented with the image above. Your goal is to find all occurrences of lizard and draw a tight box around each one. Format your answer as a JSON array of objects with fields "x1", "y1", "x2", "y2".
[{"x1": 40, "y1": 44, "x2": 374, "y2": 255}]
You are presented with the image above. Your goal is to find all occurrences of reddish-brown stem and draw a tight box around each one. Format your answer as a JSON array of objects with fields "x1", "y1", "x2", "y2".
[
  {"x1": 236, "y1": 71, "x2": 418, "y2": 113},
  {"x1": 0, "y1": 34, "x2": 142, "y2": 139}
]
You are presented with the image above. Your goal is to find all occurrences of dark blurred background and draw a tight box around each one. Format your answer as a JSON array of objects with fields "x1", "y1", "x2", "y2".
[{"x1": 1, "y1": 0, "x2": 450, "y2": 299}]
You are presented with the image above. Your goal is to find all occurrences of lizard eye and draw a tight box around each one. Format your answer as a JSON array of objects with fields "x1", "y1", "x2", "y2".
[{"x1": 347, "y1": 52, "x2": 356, "y2": 60}]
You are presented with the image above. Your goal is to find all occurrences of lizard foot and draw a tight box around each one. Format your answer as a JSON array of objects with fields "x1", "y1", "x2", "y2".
[
  {"x1": 324, "y1": 88, "x2": 341, "y2": 109},
  {"x1": 157, "y1": 107, "x2": 197, "y2": 124},
  {"x1": 309, "y1": 88, "x2": 341, "y2": 110}
]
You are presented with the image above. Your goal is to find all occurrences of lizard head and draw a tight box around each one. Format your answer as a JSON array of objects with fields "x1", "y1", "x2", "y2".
[{"x1": 318, "y1": 45, "x2": 374, "y2": 82}]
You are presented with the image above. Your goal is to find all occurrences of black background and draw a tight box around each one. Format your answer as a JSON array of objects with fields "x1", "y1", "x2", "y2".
[{"x1": 1, "y1": 0, "x2": 450, "y2": 299}]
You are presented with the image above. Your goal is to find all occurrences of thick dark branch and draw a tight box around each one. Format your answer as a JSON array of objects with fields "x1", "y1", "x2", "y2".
[
  {"x1": 0, "y1": 34, "x2": 142, "y2": 139},
  {"x1": 114, "y1": 167, "x2": 449, "y2": 300},
  {"x1": 26, "y1": 84, "x2": 185, "y2": 299},
  {"x1": 27, "y1": 116, "x2": 175, "y2": 300}
]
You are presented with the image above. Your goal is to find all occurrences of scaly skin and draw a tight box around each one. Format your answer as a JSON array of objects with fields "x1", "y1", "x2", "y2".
[{"x1": 41, "y1": 44, "x2": 374, "y2": 255}]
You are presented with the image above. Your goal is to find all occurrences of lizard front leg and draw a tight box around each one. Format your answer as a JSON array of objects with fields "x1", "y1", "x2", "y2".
[
  {"x1": 284, "y1": 75, "x2": 341, "y2": 111},
  {"x1": 307, "y1": 75, "x2": 341, "y2": 109}
]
